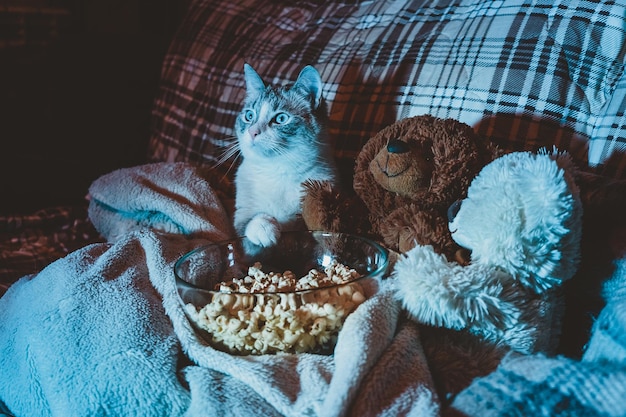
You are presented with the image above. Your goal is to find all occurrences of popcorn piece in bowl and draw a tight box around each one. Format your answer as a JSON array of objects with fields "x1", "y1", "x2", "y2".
[{"x1": 184, "y1": 261, "x2": 367, "y2": 355}]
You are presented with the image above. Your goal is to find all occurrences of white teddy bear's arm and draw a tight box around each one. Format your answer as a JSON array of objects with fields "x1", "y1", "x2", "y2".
[{"x1": 392, "y1": 245, "x2": 524, "y2": 340}]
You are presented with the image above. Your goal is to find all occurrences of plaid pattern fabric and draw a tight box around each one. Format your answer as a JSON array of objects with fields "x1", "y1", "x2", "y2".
[
  {"x1": 148, "y1": 0, "x2": 626, "y2": 179},
  {"x1": 3, "y1": 0, "x2": 626, "y2": 295},
  {"x1": 0, "y1": 205, "x2": 103, "y2": 295}
]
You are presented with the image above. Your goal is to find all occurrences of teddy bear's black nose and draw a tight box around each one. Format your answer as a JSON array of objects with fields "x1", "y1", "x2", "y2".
[
  {"x1": 387, "y1": 139, "x2": 410, "y2": 154},
  {"x1": 447, "y1": 199, "x2": 462, "y2": 222}
]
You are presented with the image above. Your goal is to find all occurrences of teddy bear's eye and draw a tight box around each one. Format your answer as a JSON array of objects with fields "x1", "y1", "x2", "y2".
[
  {"x1": 448, "y1": 199, "x2": 462, "y2": 222},
  {"x1": 387, "y1": 139, "x2": 410, "y2": 154}
]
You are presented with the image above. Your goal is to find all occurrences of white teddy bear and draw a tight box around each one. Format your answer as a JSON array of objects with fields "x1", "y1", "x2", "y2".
[{"x1": 393, "y1": 149, "x2": 583, "y2": 354}]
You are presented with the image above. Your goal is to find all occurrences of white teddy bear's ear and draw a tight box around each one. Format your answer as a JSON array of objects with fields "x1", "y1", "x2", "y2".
[{"x1": 449, "y1": 150, "x2": 582, "y2": 293}]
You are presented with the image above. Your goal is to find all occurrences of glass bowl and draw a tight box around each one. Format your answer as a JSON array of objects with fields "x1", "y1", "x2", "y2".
[{"x1": 175, "y1": 231, "x2": 389, "y2": 355}]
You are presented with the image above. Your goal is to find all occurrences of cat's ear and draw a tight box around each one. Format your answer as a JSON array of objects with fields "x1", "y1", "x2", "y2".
[
  {"x1": 293, "y1": 66, "x2": 323, "y2": 109},
  {"x1": 243, "y1": 63, "x2": 266, "y2": 100}
]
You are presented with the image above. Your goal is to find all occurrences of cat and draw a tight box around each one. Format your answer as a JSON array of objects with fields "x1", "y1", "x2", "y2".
[{"x1": 230, "y1": 64, "x2": 336, "y2": 249}]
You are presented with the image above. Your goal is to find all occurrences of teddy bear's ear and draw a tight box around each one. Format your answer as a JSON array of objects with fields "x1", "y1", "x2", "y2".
[
  {"x1": 426, "y1": 118, "x2": 497, "y2": 206},
  {"x1": 450, "y1": 150, "x2": 583, "y2": 293}
]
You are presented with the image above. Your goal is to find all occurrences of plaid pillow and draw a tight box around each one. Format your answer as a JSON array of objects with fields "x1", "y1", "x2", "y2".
[{"x1": 148, "y1": 0, "x2": 626, "y2": 179}]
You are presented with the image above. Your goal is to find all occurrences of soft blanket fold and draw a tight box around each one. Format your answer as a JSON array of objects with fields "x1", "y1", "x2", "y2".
[
  {"x1": 87, "y1": 162, "x2": 233, "y2": 242},
  {"x1": 0, "y1": 162, "x2": 439, "y2": 416},
  {"x1": 0, "y1": 230, "x2": 439, "y2": 417},
  {"x1": 0, "y1": 233, "x2": 191, "y2": 416}
]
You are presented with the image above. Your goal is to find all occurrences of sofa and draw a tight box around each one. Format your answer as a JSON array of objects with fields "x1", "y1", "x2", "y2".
[{"x1": 1, "y1": 0, "x2": 625, "y2": 416}]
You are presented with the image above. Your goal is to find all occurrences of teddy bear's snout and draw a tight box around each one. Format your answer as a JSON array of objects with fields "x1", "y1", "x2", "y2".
[
  {"x1": 448, "y1": 199, "x2": 462, "y2": 222},
  {"x1": 387, "y1": 139, "x2": 410, "y2": 154}
]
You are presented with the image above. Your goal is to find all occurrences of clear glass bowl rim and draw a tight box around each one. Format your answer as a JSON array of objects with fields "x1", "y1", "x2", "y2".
[{"x1": 174, "y1": 230, "x2": 390, "y2": 295}]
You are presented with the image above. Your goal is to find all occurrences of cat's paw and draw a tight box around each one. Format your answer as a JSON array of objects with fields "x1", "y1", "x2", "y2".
[{"x1": 244, "y1": 214, "x2": 281, "y2": 247}]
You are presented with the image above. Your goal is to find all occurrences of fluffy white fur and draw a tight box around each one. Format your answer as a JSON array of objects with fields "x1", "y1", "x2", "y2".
[
  {"x1": 449, "y1": 149, "x2": 583, "y2": 293},
  {"x1": 394, "y1": 150, "x2": 582, "y2": 353}
]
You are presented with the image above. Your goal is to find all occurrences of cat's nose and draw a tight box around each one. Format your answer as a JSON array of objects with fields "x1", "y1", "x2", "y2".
[
  {"x1": 248, "y1": 127, "x2": 260, "y2": 138},
  {"x1": 387, "y1": 139, "x2": 409, "y2": 154}
]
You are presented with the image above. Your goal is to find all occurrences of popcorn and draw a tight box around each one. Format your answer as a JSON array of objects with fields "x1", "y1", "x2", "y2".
[
  {"x1": 184, "y1": 261, "x2": 367, "y2": 355},
  {"x1": 216, "y1": 261, "x2": 358, "y2": 294}
]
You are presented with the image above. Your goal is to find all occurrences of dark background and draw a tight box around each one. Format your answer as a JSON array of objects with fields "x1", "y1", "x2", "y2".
[{"x1": 0, "y1": 0, "x2": 190, "y2": 213}]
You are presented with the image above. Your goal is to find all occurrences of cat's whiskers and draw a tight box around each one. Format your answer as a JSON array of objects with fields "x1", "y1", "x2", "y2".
[{"x1": 213, "y1": 139, "x2": 242, "y2": 176}]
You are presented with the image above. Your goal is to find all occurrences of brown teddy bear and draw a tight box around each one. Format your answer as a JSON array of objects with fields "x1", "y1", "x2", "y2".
[{"x1": 303, "y1": 114, "x2": 500, "y2": 259}]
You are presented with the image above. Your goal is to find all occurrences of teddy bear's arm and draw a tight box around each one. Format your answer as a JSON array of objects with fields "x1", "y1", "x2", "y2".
[
  {"x1": 393, "y1": 246, "x2": 527, "y2": 345},
  {"x1": 382, "y1": 206, "x2": 459, "y2": 256},
  {"x1": 301, "y1": 179, "x2": 372, "y2": 235}
]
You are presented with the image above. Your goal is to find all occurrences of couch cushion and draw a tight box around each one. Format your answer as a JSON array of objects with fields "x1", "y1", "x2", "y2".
[{"x1": 147, "y1": 0, "x2": 626, "y2": 180}]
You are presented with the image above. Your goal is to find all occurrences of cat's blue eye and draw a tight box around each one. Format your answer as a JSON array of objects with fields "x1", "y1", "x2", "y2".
[
  {"x1": 243, "y1": 109, "x2": 256, "y2": 123},
  {"x1": 273, "y1": 112, "x2": 290, "y2": 124}
]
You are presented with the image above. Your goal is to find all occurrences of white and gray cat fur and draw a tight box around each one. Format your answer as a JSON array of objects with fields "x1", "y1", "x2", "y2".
[{"x1": 232, "y1": 64, "x2": 336, "y2": 249}]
